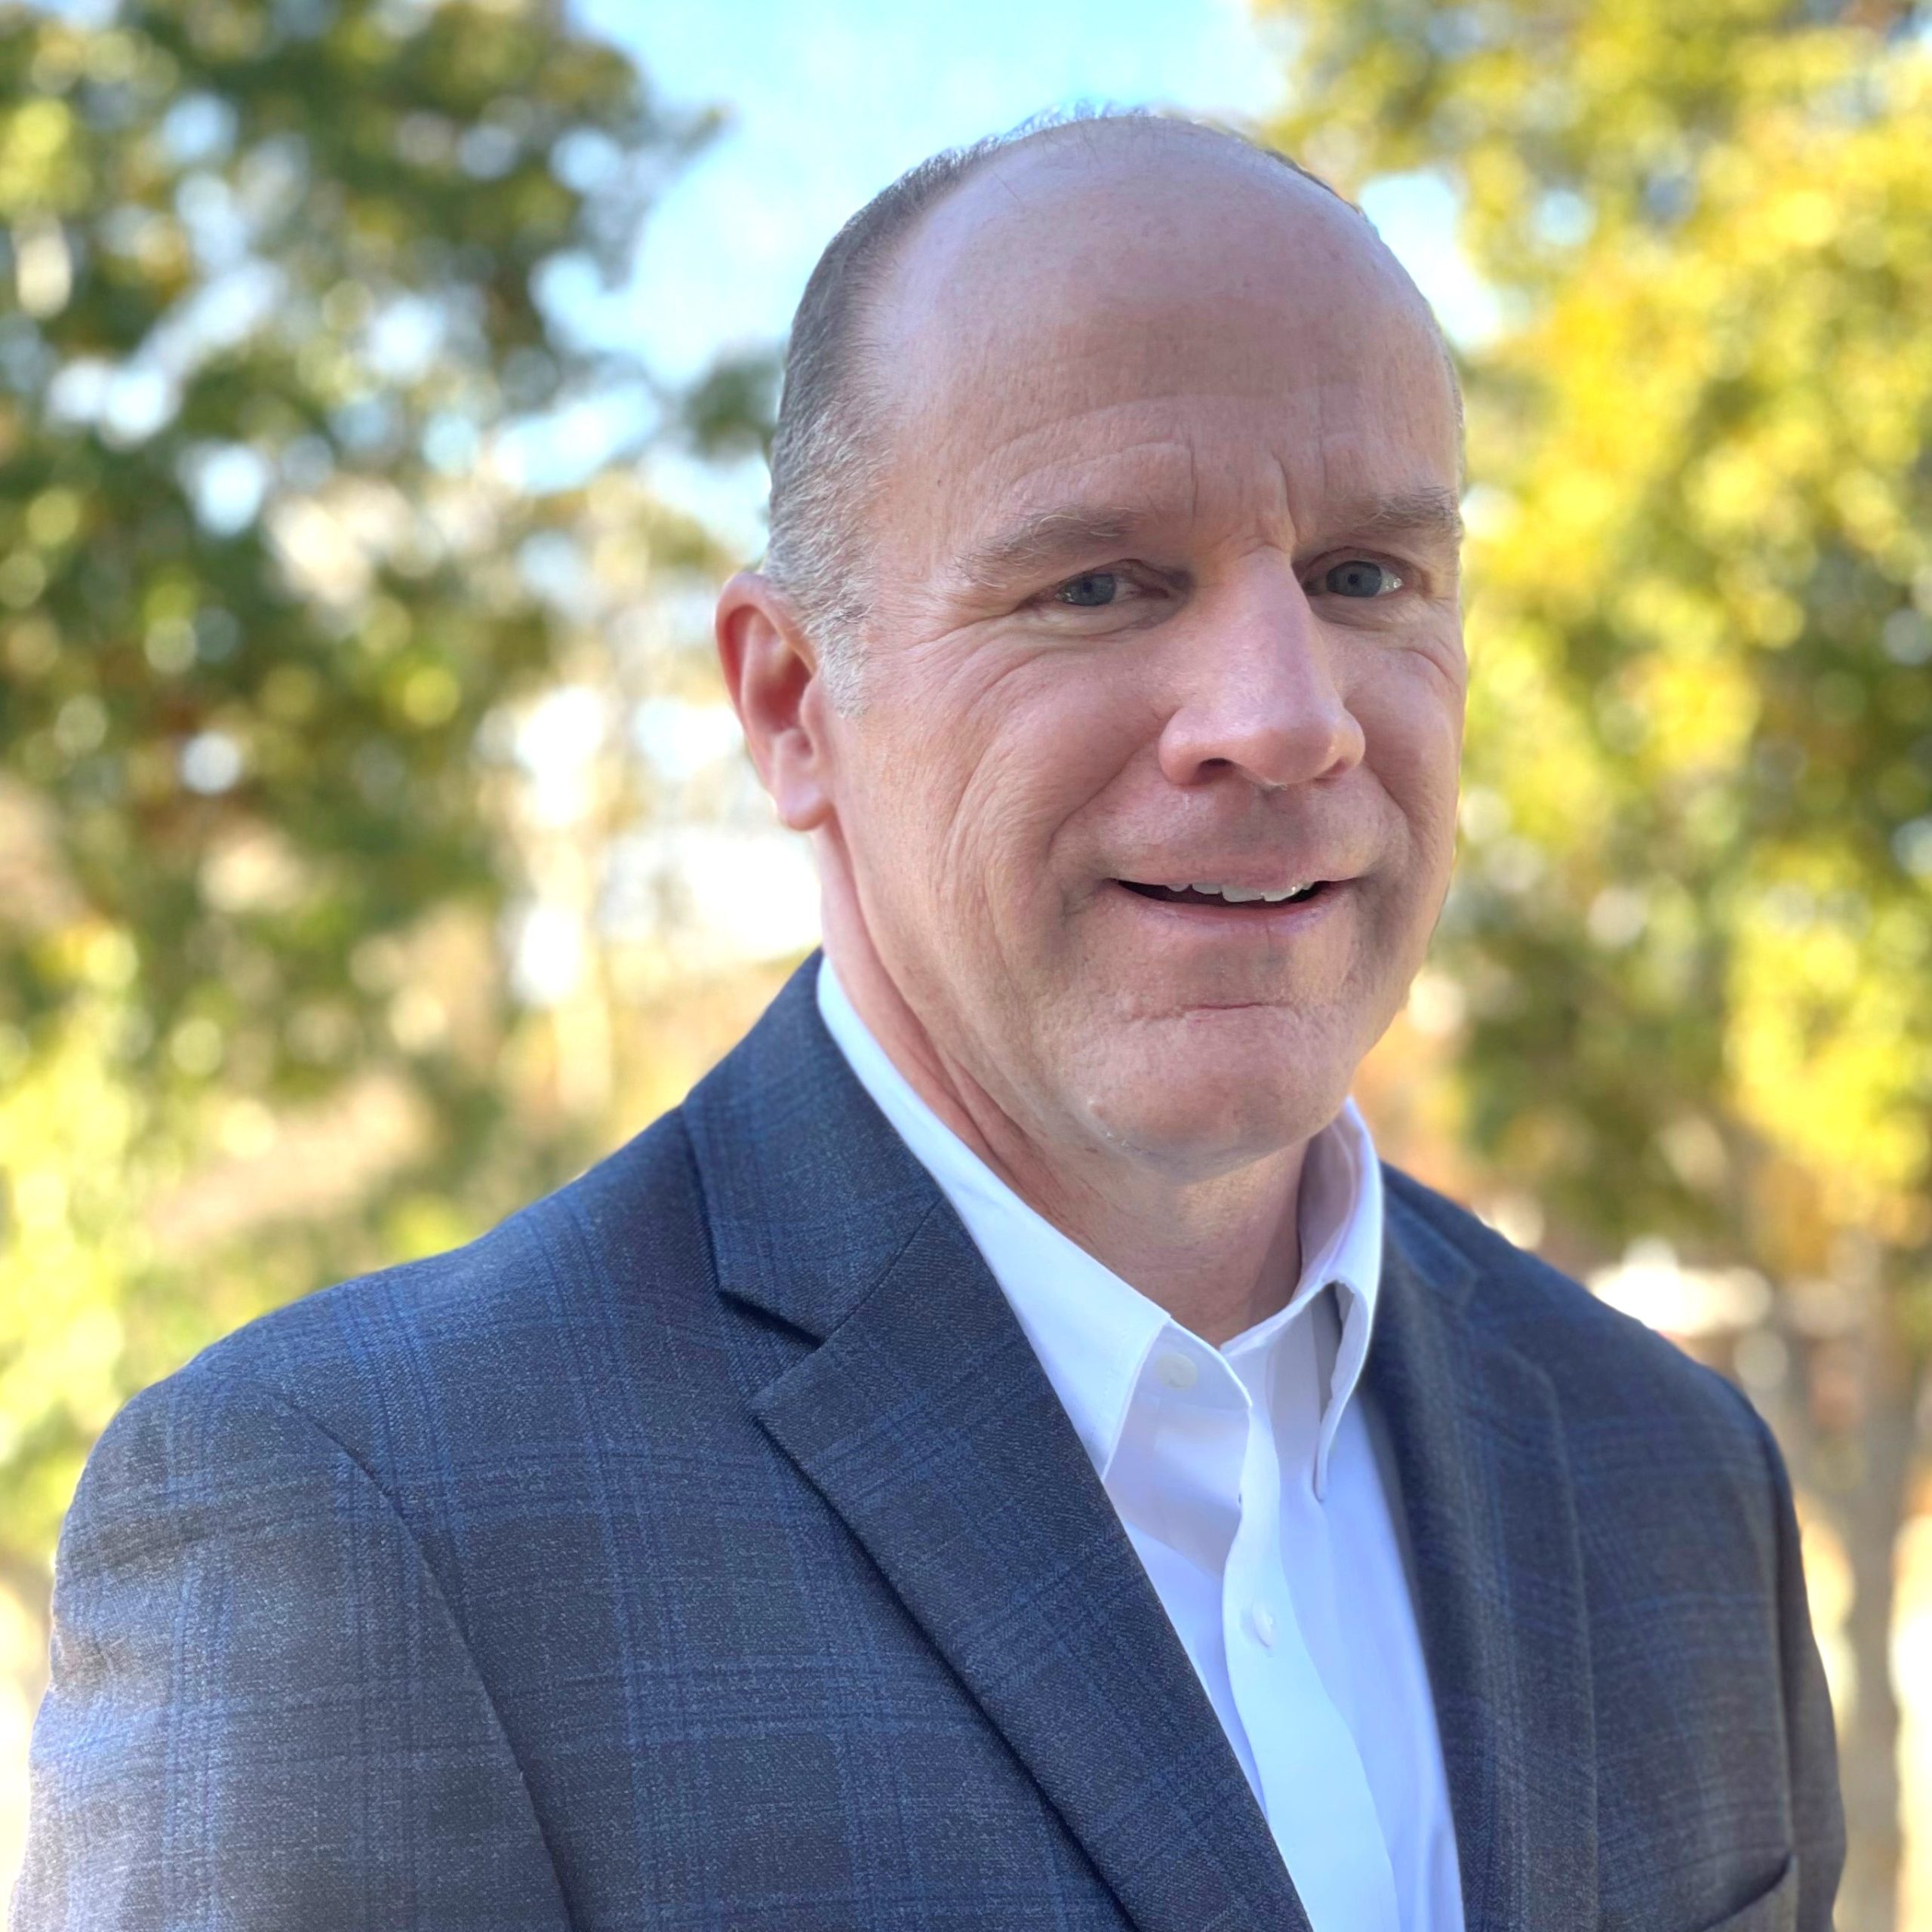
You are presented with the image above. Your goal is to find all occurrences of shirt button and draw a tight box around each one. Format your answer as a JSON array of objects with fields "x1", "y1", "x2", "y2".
[
  {"x1": 1154, "y1": 1350, "x2": 1198, "y2": 1391},
  {"x1": 1250, "y1": 1604, "x2": 1278, "y2": 1650}
]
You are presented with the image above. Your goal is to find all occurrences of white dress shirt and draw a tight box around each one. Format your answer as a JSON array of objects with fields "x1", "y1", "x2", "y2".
[{"x1": 817, "y1": 957, "x2": 1464, "y2": 1932}]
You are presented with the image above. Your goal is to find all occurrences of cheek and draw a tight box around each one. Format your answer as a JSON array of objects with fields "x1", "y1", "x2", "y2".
[
  {"x1": 1353, "y1": 657, "x2": 1466, "y2": 875},
  {"x1": 846, "y1": 649, "x2": 1152, "y2": 929}
]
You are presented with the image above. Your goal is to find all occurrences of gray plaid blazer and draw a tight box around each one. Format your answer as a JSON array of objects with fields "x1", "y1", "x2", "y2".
[{"x1": 15, "y1": 957, "x2": 1841, "y2": 1932}]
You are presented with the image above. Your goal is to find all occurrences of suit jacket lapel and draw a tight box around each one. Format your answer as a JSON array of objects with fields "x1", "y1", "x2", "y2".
[
  {"x1": 685, "y1": 961, "x2": 1306, "y2": 1932},
  {"x1": 1371, "y1": 1187, "x2": 1599, "y2": 1932}
]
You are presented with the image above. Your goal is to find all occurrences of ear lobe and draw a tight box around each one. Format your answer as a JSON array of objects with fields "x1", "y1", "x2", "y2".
[{"x1": 715, "y1": 570, "x2": 836, "y2": 833}]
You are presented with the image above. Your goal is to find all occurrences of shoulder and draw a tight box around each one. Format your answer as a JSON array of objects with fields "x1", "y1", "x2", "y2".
[
  {"x1": 109, "y1": 1106, "x2": 717, "y2": 1491},
  {"x1": 1381, "y1": 1163, "x2": 1773, "y2": 1463},
  {"x1": 1382, "y1": 1165, "x2": 1793, "y2": 1623}
]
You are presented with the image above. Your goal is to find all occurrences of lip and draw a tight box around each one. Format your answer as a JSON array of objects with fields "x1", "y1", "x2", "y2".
[{"x1": 1102, "y1": 875, "x2": 1355, "y2": 929}]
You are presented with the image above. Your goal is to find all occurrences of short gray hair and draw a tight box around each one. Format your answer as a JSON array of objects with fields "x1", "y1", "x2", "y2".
[{"x1": 763, "y1": 108, "x2": 1411, "y2": 708}]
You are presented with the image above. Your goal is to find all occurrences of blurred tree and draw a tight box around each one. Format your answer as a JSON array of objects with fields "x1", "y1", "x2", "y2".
[
  {"x1": 0, "y1": 0, "x2": 726, "y2": 1675},
  {"x1": 678, "y1": 343, "x2": 780, "y2": 463},
  {"x1": 1266, "y1": 3, "x2": 1931, "y2": 1921}
]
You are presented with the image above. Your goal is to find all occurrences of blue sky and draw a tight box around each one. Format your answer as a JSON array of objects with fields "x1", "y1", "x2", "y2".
[
  {"x1": 579, "y1": 0, "x2": 1294, "y2": 385},
  {"x1": 565, "y1": 0, "x2": 1491, "y2": 549}
]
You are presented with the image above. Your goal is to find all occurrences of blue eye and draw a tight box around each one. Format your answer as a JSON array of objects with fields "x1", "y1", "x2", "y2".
[
  {"x1": 1057, "y1": 571, "x2": 1121, "y2": 608},
  {"x1": 1321, "y1": 559, "x2": 1403, "y2": 598}
]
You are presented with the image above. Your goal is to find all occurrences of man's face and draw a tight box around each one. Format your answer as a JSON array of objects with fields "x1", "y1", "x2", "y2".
[{"x1": 812, "y1": 137, "x2": 1466, "y2": 1180}]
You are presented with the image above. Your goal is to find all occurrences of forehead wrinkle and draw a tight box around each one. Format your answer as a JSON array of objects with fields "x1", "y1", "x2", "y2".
[
  {"x1": 932, "y1": 352, "x2": 1446, "y2": 514},
  {"x1": 952, "y1": 410, "x2": 1200, "y2": 491}
]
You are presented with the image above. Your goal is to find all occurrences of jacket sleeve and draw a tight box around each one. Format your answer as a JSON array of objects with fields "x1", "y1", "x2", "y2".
[
  {"x1": 1753, "y1": 1410, "x2": 1846, "y2": 1932},
  {"x1": 11, "y1": 1367, "x2": 571, "y2": 1932}
]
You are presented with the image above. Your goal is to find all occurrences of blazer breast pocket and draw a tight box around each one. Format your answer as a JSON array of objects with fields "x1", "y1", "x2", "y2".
[{"x1": 1685, "y1": 1856, "x2": 1798, "y2": 1932}]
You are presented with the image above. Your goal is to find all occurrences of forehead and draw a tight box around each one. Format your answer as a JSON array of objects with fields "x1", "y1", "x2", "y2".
[{"x1": 866, "y1": 132, "x2": 1460, "y2": 558}]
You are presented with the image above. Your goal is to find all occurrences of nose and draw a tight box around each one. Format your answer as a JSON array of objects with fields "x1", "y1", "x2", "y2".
[{"x1": 1155, "y1": 561, "x2": 1366, "y2": 792}]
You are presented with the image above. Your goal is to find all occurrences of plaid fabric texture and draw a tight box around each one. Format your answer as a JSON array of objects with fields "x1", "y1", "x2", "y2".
[{"x1": 14, "y1": 957, "x2": 1841, "y2": 1932}]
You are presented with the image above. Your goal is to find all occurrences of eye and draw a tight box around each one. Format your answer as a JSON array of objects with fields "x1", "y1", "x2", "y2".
[
  {"x1": 1056, "y1": 570, "x2": 1126, "y2": 608},
  {"x1": 1030, "y1": 562, "x2": 1179, "y2": 623},
  {"x1": 1316, "y1": 559, "x2": 1404, "y2": 599}
]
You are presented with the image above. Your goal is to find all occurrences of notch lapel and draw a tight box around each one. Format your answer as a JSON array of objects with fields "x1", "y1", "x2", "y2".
[
  {"x1": 685, "y1": 961, "x2": 1306, "y2": 1932},
  {"x1": 752, "y1": 1207, "x2": 1307, "y2": 1932},
  {"x1": 1371, "y1": 1186, "x2": 1598, "y2": 1932}
]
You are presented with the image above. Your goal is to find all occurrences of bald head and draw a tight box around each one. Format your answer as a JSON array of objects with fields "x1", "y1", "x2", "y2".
[{"x1": 764, "y1": 112, "x2": 1460, "y2": 702}]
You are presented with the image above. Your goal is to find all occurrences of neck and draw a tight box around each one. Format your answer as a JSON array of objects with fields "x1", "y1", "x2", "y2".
[{"x1": 822, "y1": 921, "x2": 1309, "y2": 1349}]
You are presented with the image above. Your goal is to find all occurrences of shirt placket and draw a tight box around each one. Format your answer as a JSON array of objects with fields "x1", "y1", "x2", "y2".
[{"x1": 1221, "y1": 1325, "x2": 1402, "y2": 1932}]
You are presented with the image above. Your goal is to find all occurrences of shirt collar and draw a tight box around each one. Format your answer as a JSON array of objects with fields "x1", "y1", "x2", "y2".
[{"x1": 815, "y1": 955, "x2": 1385, "y2": 1485}]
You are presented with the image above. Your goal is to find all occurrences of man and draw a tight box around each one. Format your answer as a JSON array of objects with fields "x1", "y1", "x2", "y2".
[{"x1": 17, "y1": 112, "x2": 1841, "y2": 1932}]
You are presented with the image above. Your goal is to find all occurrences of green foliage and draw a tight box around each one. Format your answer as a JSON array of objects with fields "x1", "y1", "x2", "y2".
[
  {"x1": 0, "y1": 0, "x2": 709, "y2": 1572},
  {"x1": 679, "y1": 345, "x2": 780, "y2": 463},
  {"x1": 1270, "y1": 0, "x2": 1932, "y2": 1272}
]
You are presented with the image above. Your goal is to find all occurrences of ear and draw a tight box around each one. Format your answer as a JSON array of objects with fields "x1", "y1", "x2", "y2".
[{"x1": 715, "y1": 570, "x2": 837, "y2": 833}]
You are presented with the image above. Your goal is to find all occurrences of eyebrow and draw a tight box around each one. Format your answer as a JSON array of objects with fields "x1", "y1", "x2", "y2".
[
  {"x1": 947, "y1": 506, "x2": 1149, "y2": 596},
  {"x1": 946, "y1": 485, "x2": 1464, "y2": 596},
  {"x1": 1328, "y1": 486, "x2": 1466, "y2": 551}
]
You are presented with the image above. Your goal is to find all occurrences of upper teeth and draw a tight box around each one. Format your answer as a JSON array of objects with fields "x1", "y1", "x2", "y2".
[{"x1": 1180, "y1": 881, "x2": 1313, "y2": 903}]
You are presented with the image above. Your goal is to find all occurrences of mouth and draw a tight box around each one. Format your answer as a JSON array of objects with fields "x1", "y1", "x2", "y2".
[{"x1": 1113, "y1": 878, "x2": 1334, "y2": 909}]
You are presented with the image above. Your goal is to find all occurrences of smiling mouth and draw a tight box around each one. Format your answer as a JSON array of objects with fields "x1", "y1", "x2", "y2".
[{"x1": 1115, "y1": 879, "x2": 1331, "y2": 908}]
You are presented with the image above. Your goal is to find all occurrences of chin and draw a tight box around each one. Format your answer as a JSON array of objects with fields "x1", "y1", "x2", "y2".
[{"x1": 1069, "y1": 1026, "x2": 1356, "y2": 1177}]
